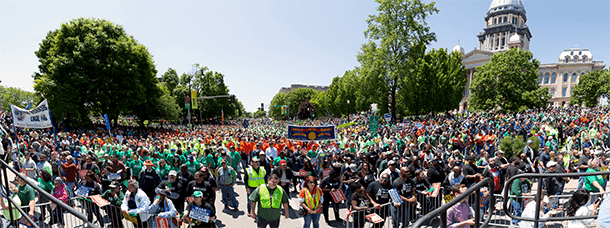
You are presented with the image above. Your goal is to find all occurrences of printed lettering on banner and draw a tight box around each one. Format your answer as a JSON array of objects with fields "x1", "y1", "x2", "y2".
[
  {"x1": 108, "y1": 172, "x2": 121, "y2": 180},
  {"x1": 186, "y1": 196, "x2": 194, "y2": 203},
  {"x1": 122, "y1": 210, "x2": 138, "y2": 224},
  {"x1": 189, "y1": 206, "x2": 211, "y2": 222},
  {"x1": 388, "y1": 188, "x2": 403, "y2": 204},
  {"x1": 156, "y1": 217, "x2": 170, "y2": 228},
  {"x1": 322, "y1": 168, "x2": 332, "y2": 178},
  {"x1": 366, "y1": 213, "x2": 384, "y2": 224},
  {"x1": 330, "y1": 189, "x2": 346, "y2": 203},
  {"x1": 299, "y1": 169, "x2": 309, "y2": 177},
  {"x1": 89, "y1": 195, "x2": 110, "y2": 207},
  {"x1": 75, "y1": 186, "x2": 91, "y2": 197},
  {"x1": 443, "y1": 194, "x2": 454, "y2": 203},
  {"x1": 430, "y1": 183, "x2": 441, "y2": 198}
]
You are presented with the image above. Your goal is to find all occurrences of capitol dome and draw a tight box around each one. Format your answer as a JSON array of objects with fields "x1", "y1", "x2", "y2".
[
  {"x1": 509, "y1": 33, "x2": 521, "y2": 44},
  {"x1": 487, "y1": 0, "x2": 525, "y2": 14},
  {"x1": 452, "y1": 44, "x2": 465, "y2": 54},
  {"x1": 559, "y1": 48, "x2": 592, "y2": 60}
]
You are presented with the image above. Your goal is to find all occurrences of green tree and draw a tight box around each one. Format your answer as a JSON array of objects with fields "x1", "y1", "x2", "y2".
[
  {"x1": 571, "y1": 70, "x2": 610, "y2": 107},
  {"x1": 0, "y1": 86, "x2": 42, "y2": 111},
  {"x1": 399, "y1": 48, "x2": 466, "y2": 115},
  {"x1": 156, "y1": 84, "x2": 181, "y2": 121},
  {"x1": 269, "y1": 92, "x2": 288, "y2": 119},
  {"x1": 358, "y1": 0, "x2": 438, "y2": 122},
  {"x1": 33, "y1": 18, "x2": 160, "y2": 127},
  {"x1": 253, "y1": 109, "x2": 266, "y2": 118},
  {"x1": 470, "y1": 48, "x2": 550, "y2": 112}
]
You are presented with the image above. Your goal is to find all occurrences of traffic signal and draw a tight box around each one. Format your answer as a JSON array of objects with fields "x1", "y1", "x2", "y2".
[
  {"x1": 230, "y1": 95, "x2": 235, "y2": 104},
  {"x1": 261, "y1": 103, "x2": 264, "y2": 111}
]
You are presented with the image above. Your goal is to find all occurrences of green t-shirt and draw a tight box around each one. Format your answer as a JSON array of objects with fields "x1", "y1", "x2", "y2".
[
  {"x1": 272, "y1": 157, "x2": 286, "y2": 166},
  {"x1": 584, "y1": 168, "x2": 604, "y2": 192},
  {"x1": 101, "y1": 189, "x2": 124, "y2": 206},
  {"x1": 129, "y1": 160, "x2": 143, "y2": 177},
  {"x1": 157, "y1": 165, "x2": 171, "y2": 179},
  {"x1": 248, "y1": 185, "x2": 289, "y2": 221},
  {"x1": 17, "y1": 184, "x2": 35, "y2": 213},
  {"x1": 37, "y1": 178, "x2": 54, "y2": 193},
  {"x1": 229, "y1": 151, "x2": 241, "y2": 169},
  {"x1": 307, "y1": 150, "x2": 317, "y2": 159},
  {"x1": 186, "y1": 161, "x2": 200, "y2": 175}
]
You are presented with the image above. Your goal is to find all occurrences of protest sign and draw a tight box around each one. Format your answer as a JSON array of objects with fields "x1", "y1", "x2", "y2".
[
  {"x1": 430, "y1": 183, "x2": 441, "y2": 198},
  {"x1": 186, "y1": 196, "x2": 194, "y2": 203},
  {"x1": 189, "y1": 206, "x2": 211, "y2": 223},
  {"x1": 287, "y1": 125, "x2": 336, "y2": 141},
  {"x1": 75, "y1": 186, "x2": 91, "y2": 197},
  {"x1": 388, "y1": 188, "x2": 403, "y2": 204},
  {"x1": 366, "y1": 213, "x2": 384, "y2": 224},
  {"x1": 299, "y1": 169, "x2": 309, "y2": 177},
  {"x1": 330, "y1": 189, "x2": 346, "y2": 203},
  {"x1": 89, "y1": 195, "x2": 110, "y2": 207},
  {"x1": 443, "y1": 194, "x2": 454, "y2": 203},
  {"x1": 122, "y1": 210, "x2": 138, "y2": 224},
  {"x1": 108, "y1": 172, "x2": 121, "y2": 180},
  {"x1": 156, "y1": 217, "x2": 170, "y2": 228},
  {"x1": 18, "y1": 216, "x2": 36, "y2": 228},
  {"x1": 78, "y1": 170, "x2": 88, "y2": 179},
  {"x1": 322, "y1": 168, "x2": 331, "y2": 178}
]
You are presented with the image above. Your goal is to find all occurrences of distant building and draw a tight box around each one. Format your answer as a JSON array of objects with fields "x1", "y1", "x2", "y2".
[
  {"x1": 278, "y1": 84, "x2": 329, "y2": 94},
  {"x1": 539, "y1": 48, "x2": 605, "y2": 107}
]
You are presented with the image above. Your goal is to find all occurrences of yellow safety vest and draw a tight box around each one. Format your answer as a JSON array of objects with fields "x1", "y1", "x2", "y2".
[
  {"x1": 247, "y1": 167, "x2": 266, "y2": 188},
  {"x1": 259, "y1": 185, "x2": 283, "y2": 209},
  {"x1": 304, "y1": 187, "x2": 322, "y2": 213}
]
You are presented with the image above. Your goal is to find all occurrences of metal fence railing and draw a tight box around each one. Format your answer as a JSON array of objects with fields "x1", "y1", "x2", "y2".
[
  {"x1": 503, "y1": 171, "x2": 610, "y2": 228},
  {"x1": 0, "y1": 159, "x2": 101, "y2": 228}
]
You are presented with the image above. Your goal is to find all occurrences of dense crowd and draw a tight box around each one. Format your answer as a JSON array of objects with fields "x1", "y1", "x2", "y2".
[{"x1": 0, "y1": 107, "x2": 609, "y2": 228}]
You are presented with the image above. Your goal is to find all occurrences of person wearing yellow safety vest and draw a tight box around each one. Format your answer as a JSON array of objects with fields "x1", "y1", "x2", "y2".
[
  {"x1": 245, "y1": 156, "x2": 268, "y2": 216},
  {"x1": 248, "y1": 173, "x2": 289, "y2": 228},
  {"x1": 299, "y1": 176, "x2": 323, "y2": 228}
]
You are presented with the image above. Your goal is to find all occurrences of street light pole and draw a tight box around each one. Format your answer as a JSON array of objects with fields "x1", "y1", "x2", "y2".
[{"x1": 347, "y1": 99, "x2": 350, "y2": 122}]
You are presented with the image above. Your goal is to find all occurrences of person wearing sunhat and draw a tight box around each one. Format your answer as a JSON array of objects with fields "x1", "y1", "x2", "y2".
[
  {"x1": 139, "y1": 159, "x2": 161, "y2": 201},
  {"x1": 101, "y1": 181, "x2": 125, "y2": 228},
  {"x1": 180, "y1": 191, "x2": 216, "y2": 228},
  {"x1": 147, "y1": 189, "x2": 178, "y2": 227}
]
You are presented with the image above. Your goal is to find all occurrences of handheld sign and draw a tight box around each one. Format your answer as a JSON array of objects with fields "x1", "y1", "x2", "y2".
[
  {"x1": 443, "y1": 194, "x2": 454, "y2": 203},
  {"x1": 299, "y1": 169, "x2": 309, "y2": 177},
  {"x1": 75, "y1": 186, "x2": 91, "y2": 197},
  {"x1": 388, "y1": 188, "x2": 404, "y2": 204},
  {"x1": 189, "y1": 206, "x2": 211, "y2": 223},
  {"x1": 430, "y1": 183, "x2": 441, "y2": 198},
  {"x1": 186, "y1": 196, "x2": 195, "y2": 203},
  {"x1": 384, "y1": 113, "x2": 391, "y2": 122},
  {"x1": 122, "y1": 210, "x2": 138, "y2": 224},
  {"x1": 366, "y1": 213, "x2": 384, "y2": 224},
  {"x1": 78, "y1": 170, "x2": 88, "y2": 179},
  {"x1": 156, "y1": 217, "x2": 170, "y2": 228},
  {"x1": 18, "y1": 216, "x2": 36, "y2": 228},
  {"x1": 330, "y1": 189, "x2": 346, "y2": 203},
  {"x1": 108, "y1": 172, "x2": 121, "y2": 180},
  {"x1": 89, "y1": 195, "x2": 110, "y2": 207},
  {"x1": 322, "y1": 168, "x2": 332, "y2": 178}
]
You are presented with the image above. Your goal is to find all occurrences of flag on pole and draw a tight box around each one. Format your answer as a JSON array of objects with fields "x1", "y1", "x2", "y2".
[
  {"x1": 221, "y1": 108, "x2": 224, "y2": 122},
  {"x1": 26, "y1": 103, "x2": 32, "y2": 110}
]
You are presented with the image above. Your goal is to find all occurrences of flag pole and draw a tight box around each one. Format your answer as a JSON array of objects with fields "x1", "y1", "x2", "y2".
[{"x1": 43, "y1": 99, "x2": 60, "y2": 150}]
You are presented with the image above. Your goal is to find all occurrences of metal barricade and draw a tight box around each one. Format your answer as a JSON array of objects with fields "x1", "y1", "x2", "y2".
[
  {"x1": 503, "y1": 171, "x2": 610, "y2": 228},
  {"x1": 413, "y1": 177, "x2": 495, "y2": 228},
  {"x1": 0, "y1": 159, "x2": 100, "y2": 228}
]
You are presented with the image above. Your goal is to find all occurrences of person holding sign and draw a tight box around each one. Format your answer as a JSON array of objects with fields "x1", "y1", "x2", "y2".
[
  {"x1": 350, "y1": 182, "x2": 370, "y2": 228},
  {"x1": 249, "y1": 173, "x2": 289, "y2": 228},
  {"x1": 79, "y1": 170, "x2": 104, "y2": 227},
  {"x1": 180, "y1": 191, "x2": 216, "y2": 228},
  {"x1": 391, "y1": 167, "x2": 417, "y2": 228},
  {"x1": 366, "y1": 173, "x2": 393, "y2": 228},
  {"x1": 298, "y1": 176, "x2": 323, "y2": 228},
  {"x1": 320, "y1": 164, "x2": 342, "y2": 224},
  {"x1": 271, "y1": 160, "x2": 294, "y2": 199},
  {"x1": 121, "y1": 179, "x2": 151, "y2": 227},
  {"x1": 147, "y1": 189, "x2": 178, "y2": 228}
]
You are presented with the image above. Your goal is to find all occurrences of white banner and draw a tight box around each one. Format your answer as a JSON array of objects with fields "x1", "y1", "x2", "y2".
[{"x1": 11, "y1": 99, "x2": 52, "y2": 128}]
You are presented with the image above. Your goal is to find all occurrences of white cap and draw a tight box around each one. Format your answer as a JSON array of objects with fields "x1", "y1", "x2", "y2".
[{"x1": 546, "y1": 161, "x2": 557, "y2": 167}]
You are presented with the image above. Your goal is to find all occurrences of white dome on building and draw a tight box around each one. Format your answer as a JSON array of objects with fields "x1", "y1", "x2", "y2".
[
  {"x1": 559, "y1": 48, "x2": 592, "y2": 60},
  {"x1": 452, "y1": 44, "x2": 465, "y2": 54},
  {"x1": 488, "y1": 0, "x2": 525, "y2": 14},
  {"x1": 509, "y1": 33, "x2": 522, "y2": 44}
]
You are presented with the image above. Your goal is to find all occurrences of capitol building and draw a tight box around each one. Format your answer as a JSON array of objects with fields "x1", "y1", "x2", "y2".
[{"x1": 455, "y1": 0, "x2": 605, "y2": 111}]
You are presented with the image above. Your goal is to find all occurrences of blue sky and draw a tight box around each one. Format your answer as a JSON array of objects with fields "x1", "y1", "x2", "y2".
[{"x1": 1, "y1": 0, "x2": 608, "y2": 112}]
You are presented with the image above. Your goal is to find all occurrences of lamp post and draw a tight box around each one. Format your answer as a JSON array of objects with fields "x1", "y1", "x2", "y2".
[{"x1": 347, "y1": 99, "x2": 350, "y2": 122}]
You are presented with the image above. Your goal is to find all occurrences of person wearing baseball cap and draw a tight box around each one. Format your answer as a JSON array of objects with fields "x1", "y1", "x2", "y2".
[
  {"x1": 148, "y1": 189, "x2": 178, "y2": 222},
  {"x1": 101, "y1": 181, "x2": 125, "y2": 228},
  {"x1": 181, "y1": 190, "x2": 216, "y2": 227},
  {"x1": 157, "y1": 170, "x2": 185, "y2": 211},
  {"x1": 216, "y1": 159, "x2": 239, "y2": 212},
  {"x1": 271, "y1": 159, "x2": 294, "y2": 199}
]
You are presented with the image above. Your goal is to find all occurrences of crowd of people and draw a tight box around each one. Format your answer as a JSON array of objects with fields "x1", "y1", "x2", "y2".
[{"x1": 0, "y1": 107, "x2": 609, "y2": 228}]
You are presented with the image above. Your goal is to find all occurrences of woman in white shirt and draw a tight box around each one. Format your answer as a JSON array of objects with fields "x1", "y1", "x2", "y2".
[
  {"x1": 520, "y1": 193, "x2": 556, "y2": 228},
  {"x1": 566, "y1": 189, "x2": 599, "y2": 228}
]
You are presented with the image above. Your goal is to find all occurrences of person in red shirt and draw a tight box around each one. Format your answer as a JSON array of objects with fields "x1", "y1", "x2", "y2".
[{"x1": 61, "y1": 155, "x2": 77, "y2": 196}]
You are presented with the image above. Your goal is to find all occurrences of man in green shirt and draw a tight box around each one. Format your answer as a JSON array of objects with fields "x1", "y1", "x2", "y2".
[
  {"x1": 101, "y1": 181, "x2": 125, "y2": 228},
  {"x1": 16, "y1": 177, "x2": 35, "y2": 218},
  {"x1": 584, "y1": 159, "x2": 605, "y2": 198},
  {"x1": 249, "y1": 173, "x2": 289, "y2": 228},
  {"x1": 128, "y1": 155, "x2": 143, "y2": 178},
  {"x1": 509, "y1": 176, "x2": 531, "y2": 226}
]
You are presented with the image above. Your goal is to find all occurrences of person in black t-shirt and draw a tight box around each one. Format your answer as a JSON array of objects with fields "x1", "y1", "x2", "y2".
[
  {"x1": 350, "y1": 182, "x2": 370, "y2": 228},
  {"x1": 505, "y1": 157, "x2": 520, "y2": 181},
  {"x1": 181, "y1": 190, "x2": 216, "y2": 228},
  {"x1": 577, "y1": 148, "x2": 591, "y2": 190},
  {"x1": 463, "y1": 155, "x2": 480, "y2": 186},
  {"x1": 366, "y1": 173, "x2": 393, "y2": 228},
  {"x1": 320, "y1": 171, "x2": 342, "y2": 224},
  {"x1": 391, "y1": 167, "x2": 416, "y2": 228},
  {"x1": 187, "y1": 171, "x2": 215, "y2": 207}
]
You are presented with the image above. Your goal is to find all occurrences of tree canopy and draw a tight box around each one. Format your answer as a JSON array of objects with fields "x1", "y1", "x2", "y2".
[
  {"x1": 0, "y1": 86, "x2": 42, "y2": 112},
  {"x1": 570, "y1": 70, "x2": 610, "y2": 107},
  {"x1": 33, "y1": 18, "x2": 161, "y2": 127},
  {"x1": 469, "y1": 48, "x2": 550, "y2": 112}
]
